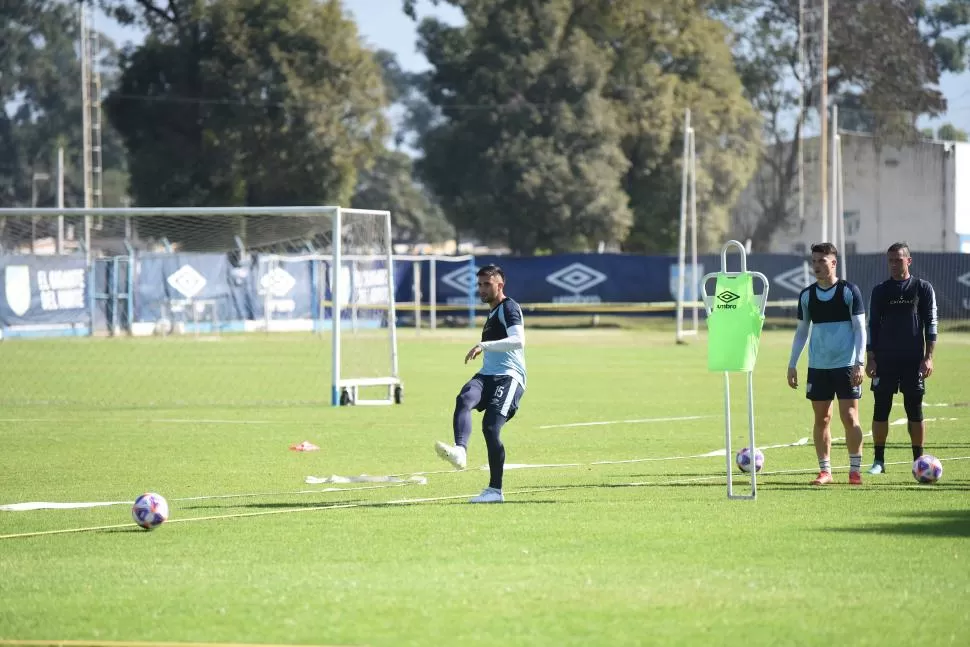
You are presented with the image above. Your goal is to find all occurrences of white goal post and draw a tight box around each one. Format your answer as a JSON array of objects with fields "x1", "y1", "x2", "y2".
[
  {"x1": 675, "y1": 109, "x2": 701, "y2": 344},
  {"x1": 0, "y1": 205, "x2": 402, "y2": 407}
]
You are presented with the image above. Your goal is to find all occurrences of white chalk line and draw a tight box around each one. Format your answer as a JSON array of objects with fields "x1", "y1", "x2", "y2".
[
  {"x1": 0, "y1": 413, "x2": 714, "y2": 428},
  {"x1": 3, "y1": 419, "x2": 963, "y2": 513},
  {"x1": 0, "y1": 406, "x2": 958, "y2": 428},
  {"x1": 0, "y1": 481, "x2": 422, "y2": 512},
  {"x1": 538, "y1": 415, "x2": 713, "y2": 429},
  {"x1": 7, "y1": 456, "x2": 970, "y2": 540}
]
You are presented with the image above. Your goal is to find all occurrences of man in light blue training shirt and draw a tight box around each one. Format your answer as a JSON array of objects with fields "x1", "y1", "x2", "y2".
[
  {"x1": 787, "y1": 242, "x2": 867, "y2": 486},
  {"x1": 435, "y1": 264, "x2": 526, "y2": 504}
]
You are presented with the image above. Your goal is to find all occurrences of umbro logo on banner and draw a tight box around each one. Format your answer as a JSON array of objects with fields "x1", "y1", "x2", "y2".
[
  {"x1": 260, "y1": 267, "x2": 296, "y2": 297},
  {"x1": 774, "y1": 265, "x2": 811, "y2": 294},
  {"x1": 441, "y1": 265, "x2": 478, "y2": 293},
  {"x1": 545, "y1": 263, "x2": 607, "y2": 294},
  {"x1": 166, "y1": 265, "x2": 207, "y2": 298}
]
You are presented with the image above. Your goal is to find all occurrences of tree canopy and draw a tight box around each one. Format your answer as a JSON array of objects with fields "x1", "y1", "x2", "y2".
[{"x1": 414, "y1": 0, "x2": 759, "y2": 254}]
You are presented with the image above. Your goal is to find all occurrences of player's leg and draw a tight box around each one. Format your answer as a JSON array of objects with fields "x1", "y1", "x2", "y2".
[
  {"x1": 835, "y1": 367, "x2": 864, "y2": 484},
  {"x1": 435, "y1": 376, "x2": 484, "y2": 470},
  {"x1": 807, "y1": 369, "x2": 835, "y2": 485},
  {"x1": 469, "y1": 376, "x2": 523, "y2": 504},
  {"x1": 869, "y1": 389, "x2": 894, "y2": 474},
  {"x1": 901, "y1": 361, "x2": 926, "y2": 461},
  {"x1": 869, "y1": 356, "x2": 898, "y2": 474}
]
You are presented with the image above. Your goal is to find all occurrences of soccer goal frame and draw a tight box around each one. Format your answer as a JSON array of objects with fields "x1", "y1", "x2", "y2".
[
  {"x1": 0, "y1": 205, "x2": 402, "y2": 407},
  {"x1": 675, "y1": 108, "x2": 701, "y2": 345}
]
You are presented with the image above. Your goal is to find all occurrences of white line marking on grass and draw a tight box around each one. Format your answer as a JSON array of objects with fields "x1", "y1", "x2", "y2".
[
  {"x1": 891, "y1": 417, "x2": 959, "y2": 425},
  {"x1": 0, "y1": 487, "x2": 575, "y2": 540},
  {"x1": 0, "y1": 482, "x2": 424, "y2": 512},
  {"x1": 0, "y1": 501, "x2": 129, "y2": 512},
  {"x1": 6, "y1": 456, "x2": 970, "y2": 540},
  {"x1": 538, "y1": 415, "x2": 713, "y2": 429}
]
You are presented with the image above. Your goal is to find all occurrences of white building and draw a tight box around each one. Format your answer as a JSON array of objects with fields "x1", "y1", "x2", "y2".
[{"x1": 731, "y1": 133, "x2": 970, "y2": 254}]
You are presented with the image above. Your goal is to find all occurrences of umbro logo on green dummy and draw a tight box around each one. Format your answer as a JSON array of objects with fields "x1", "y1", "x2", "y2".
[{"x1": 716, "y1": 290, "x2": 740, "y2": 309}]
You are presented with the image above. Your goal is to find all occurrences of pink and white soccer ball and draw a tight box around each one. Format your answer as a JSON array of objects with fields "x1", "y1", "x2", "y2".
[
  {"x1": 912, "y1": 455, "x2": 943, "y2": 484},
  {"x1": 132, "y1": 492, "x2": 169, "y2": 530},
  {"x1": 736, "y1": 447, "x2": 765, "y2": 473}
]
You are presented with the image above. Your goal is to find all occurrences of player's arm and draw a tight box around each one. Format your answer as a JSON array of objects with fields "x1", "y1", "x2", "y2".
[
  {"x1": 919, "y1": 281, "x2": 938, "y2": 378},
  {"x1": 918, "y1": 281, "x2": 938, "y2": 360},
  {"x1": 787, "y1": 291, "x2": 809, "y2": 388},
  {"x1": 848, "y1": 284, "x2": 867, "y2": 367},
  {"x1": 479, "y1": 301, "x2": 525, "y2": 352},
  {"x1": 788, "y1": 290, "x2": 809, "y2": 367},
  {"x1": 866, "y1": 286, "x2": 881, "y2": 362},
  {"x1": 478, "y1": 325, "x2": 525, "y2": 352},
  {"x1": 788, "y1": 319, "x2": 809, "y2": 369}
]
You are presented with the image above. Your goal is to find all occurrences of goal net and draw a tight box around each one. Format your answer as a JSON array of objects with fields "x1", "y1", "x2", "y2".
[{"x1": 0, "y1": 206, "x2": 401, "y2": 408}]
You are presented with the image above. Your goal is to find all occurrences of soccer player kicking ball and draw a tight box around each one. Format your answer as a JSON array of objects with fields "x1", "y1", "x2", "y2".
[
  {"x1": 434, "y1": 264, "x2": 527, "y2": 504},
  {"x1": 787, "y1": 243, "x2": 867, "y2": 485},
  {"x1": 865, "y1": 242, "x2": 938, "y2": 475}
]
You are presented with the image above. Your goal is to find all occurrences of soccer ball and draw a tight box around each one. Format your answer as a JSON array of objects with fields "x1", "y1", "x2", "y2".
[
  {"x1": 736, "y1": 447, "x2": 765, "y2": 473},
  {"x1": 132, "y1": 492, "x2": 169, "y2": 530},
  {"x1": 912, "y1": 455, "x2": 943, "y2": 484}
]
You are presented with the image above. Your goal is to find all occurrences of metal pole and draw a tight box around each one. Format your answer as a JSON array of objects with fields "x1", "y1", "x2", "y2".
[
  {"x1": 57, "y1": 147, "x2": 64, "y2": 254},
  {"x1": 689, "y1": 126, "x2": 699, "y2": 331},
  {"x1": 819, "y1": 0, "x2": 829, "y2": 243},
  {"x1": 676, "y1": 109, "x2": 691, "y2": 343},
  {"x1": 430, "y1": 258, "x2": 437, "y2": 332},
  {"x1": 331, "y1": 208, "x2": 342, "y2": 406},
  {"x1": 831, "y1": 103, "x2": 839, "y2": 253}
]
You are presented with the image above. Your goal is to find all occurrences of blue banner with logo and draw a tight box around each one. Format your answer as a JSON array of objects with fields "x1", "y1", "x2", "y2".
[
  {"x1": 395, "y1": 252, "x2": 970, "y2": 320},
  {"x1": 6, "y1": 250, "x2": 970, "y2": 336},
  {"x1": 0, "y1": 256, "x2": 90, "y2": 328},
  {"x1": 134, "y1": 253, "x2": 233, "y2": 323}
]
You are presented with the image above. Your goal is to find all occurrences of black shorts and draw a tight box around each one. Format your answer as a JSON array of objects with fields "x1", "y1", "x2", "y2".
[
  {"x1": 871, "y1": 357, "x2": 925, "y2": 395},
  {"x1": 806, "y1": 367, "x2": 862, "y2": 401},
  {"x1": 469, "y1": 374, "x2": 525, "y2": 421}
]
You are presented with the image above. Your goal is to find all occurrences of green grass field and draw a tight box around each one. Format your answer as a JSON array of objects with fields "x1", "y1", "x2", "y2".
[{"x1": 1, "y1": 327, "x2": 968, "y2": 646}]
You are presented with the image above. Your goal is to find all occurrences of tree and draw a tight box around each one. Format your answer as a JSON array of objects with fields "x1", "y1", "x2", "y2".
[
  {"x1": 352, "y1": 149, "x2": 454, "y2": 244},
  {"x1": 722, "y1": 0, "x2": 961, "y2": 250},
  {"x1": 415, "y1": 1, "x2": 633, "y2": 255},
  {"x1": 373, "y1": 49, "x2": 440, "y2": 152},
  {"x1": 602, "y1": 1, "x2": 760, "y2": 252},
  {"x1": 99, "y1": 0, "x2": 389, "y2": 249},
  {"x1": 412, "y1": 0, "x2": 759, "y2": 254},
  {"x1": 361, "y1": 50, "x2": 453, "y2": 245},
  {"x1": 0, "y1": 0, "x2": 127, "y2": 210},
  {"x1": 936, "y1": 122, "x2": 969, "y2": 142}
]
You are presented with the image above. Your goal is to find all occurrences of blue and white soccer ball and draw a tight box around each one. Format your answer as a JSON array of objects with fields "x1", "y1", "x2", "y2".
[
  {"x1": 736, "y1": 447, "x2": 765, "y2": 473},
  {"x1": 132, "y1": 492, "x2": 169, "y2": 530},
  {"x1": 912, "y1": 455, "x2": 943, "y2": 484}
]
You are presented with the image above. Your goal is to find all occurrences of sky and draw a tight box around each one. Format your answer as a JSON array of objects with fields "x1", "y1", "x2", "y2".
[{"x1": 96, "y1": 0, "x2": 970, "y2": 135}]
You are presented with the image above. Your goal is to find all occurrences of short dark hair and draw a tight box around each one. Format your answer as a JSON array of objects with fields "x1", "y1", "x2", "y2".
[
  {"x1": 887, "y1": 242, "x2": 911, "y2": 257},
  {"x1": 477, "y1": 264, "x2": 505, "y2": 282},
  {"x1": 811, "y1": 242, "x2": 839, "y2": 258}
]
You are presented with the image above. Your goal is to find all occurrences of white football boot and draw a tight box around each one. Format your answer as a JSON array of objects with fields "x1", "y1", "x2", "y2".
[
  {"x1": 434, "y1": 441, "x2": 467, "y2": 470},
  {"x1": 469, "y1": 487, "x2": 504, "y2": 504}
]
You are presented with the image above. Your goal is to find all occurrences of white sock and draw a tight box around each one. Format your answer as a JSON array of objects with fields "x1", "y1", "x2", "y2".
[
  {"x1": 849, "y1": 453, "x2": 862, "y2": 474},
  {"x1": 819, "y1": 458, "x2": 831, "y2": 473}
]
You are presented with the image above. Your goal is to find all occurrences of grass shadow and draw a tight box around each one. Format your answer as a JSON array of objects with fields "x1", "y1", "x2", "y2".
[{"x1": 826, "y1": 509, "x2": 970, "y2": 537}]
